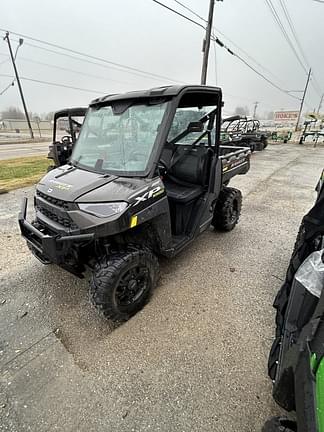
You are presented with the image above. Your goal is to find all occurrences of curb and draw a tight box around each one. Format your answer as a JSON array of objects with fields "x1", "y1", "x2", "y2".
[{"x1": 0, "y1": 138, "x2": 50, "y2": 146}]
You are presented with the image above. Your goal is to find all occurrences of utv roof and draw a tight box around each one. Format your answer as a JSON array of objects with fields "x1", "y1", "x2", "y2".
[
  {"x1": 222, "y1": 115, "x2": 247, "y2": 123},
  {"x1": 90, "y1": 85, "x2": 222, "y2": 106},
  {"x1": 54, "y1": 107, "x2": 87, "y2": 118}
]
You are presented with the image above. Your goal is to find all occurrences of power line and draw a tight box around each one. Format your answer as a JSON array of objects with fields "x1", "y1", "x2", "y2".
[
  {"x1": 172, "y1": 0, "x2": 207, "y2": 22},
  {"x1": 277, "y1": 0, "x2": 322, "y2": 95},
  {"x1": 278, "y1": 0, "x2": 308, "y2": 66},
  {"x1": 174, "y1": 0, "x2": 288, "y2": 85},
  {"x1": 0, "y1": 28, "x2": 184, "y2": 84},
  {"x1": 150, "y1": 0, "x2": 205, "y2": 29},
  {"x1": 10, "y1": 38, "x2": 185, "y2": 85},
  {"x1": 14, "y1": 54, "x2": 134, "y2": 86},
  {"x1": 213, "y1": 28, "x2": 287, "y2": 86},
  {"x1": 0, "y1": 11, "x2": 305, "y2": 105},
  {"x1": 234, "y1": 52, "x2": 300, "y2": 101},
  {"x1": 152, "y1": 0, "x2": 302, "y2": 101},
  {"x1": 172, "y1": 0, "x2": 297, "y2": 89},
  {"x1": 264, "y1": 0, "x2": 308, "y2": 75},
  {"x1": 0, "y1": 73, "x2": 103, "y2": 94},
  {"x1": 211, "y1": 35, "x2": 301, "y2": 101}
]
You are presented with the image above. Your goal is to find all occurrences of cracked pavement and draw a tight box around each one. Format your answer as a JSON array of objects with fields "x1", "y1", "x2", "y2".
[{"x1": 0, "y1": 143, "x2": 323, "y2": 431}]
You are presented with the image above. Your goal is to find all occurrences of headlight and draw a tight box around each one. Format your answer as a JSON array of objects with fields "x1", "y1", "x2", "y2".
[{"x1": 78, "y1": 202, "x2": 128, "y2": 218}]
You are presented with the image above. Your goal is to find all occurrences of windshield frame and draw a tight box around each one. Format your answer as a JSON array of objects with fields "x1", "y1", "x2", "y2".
[
  {"x1": 70, "y1": 87, "x2": 222, "y2": 178},
  {"x1": 70, "y1": 99, "x2": 171, "y2": 177}
]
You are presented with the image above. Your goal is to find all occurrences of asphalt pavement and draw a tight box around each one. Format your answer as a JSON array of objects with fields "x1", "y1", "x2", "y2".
[
  {"x1": 0, "y1": 143, "x2": 323, "y2": 431},
  {"x1": 0, "y1": 141, "x2": 50, "y2": 160}
]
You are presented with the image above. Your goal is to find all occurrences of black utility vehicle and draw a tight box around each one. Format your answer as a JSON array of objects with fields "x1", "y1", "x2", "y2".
[
  {"x1": 19, "y1": 85, "x2": 250, "y2": 321},
  {"x1": 221, "y1": 115, "x2": 269, "y2": 151},
  {"x1": 265, "y1": 171, "x2": 324, "y2": 432},
  {"x1": 48, "y1": 107, "x2": 86, "y2": 169}
]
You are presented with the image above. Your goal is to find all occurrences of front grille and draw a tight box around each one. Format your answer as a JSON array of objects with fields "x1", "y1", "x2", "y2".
[
  {"x1": 36, "y1": 204, "x2": 78, "y2": 230},
  {"x1": 36, "y1": 190, "x2": 71, "y2": 210},
  {"x1": 35, "y1": 191, "x2": 78, "y2": 230}
]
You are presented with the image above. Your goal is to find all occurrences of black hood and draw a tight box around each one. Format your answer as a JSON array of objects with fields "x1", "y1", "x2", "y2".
[
  {"x1": 37, "y1": 165, "x2": 161, "y2": 205},
  {"x1": 37, "y1": 165, "x2": 118, "y2": 201}
]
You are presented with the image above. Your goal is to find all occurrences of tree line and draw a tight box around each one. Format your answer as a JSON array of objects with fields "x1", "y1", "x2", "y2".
[{"x1": 0, "y1": 106, "x2": 54, "y2": 121}]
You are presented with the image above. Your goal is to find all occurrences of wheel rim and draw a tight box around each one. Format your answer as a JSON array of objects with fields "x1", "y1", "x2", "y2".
[
  {"x1": 229, "y1": 199, "x2": 238, "y2": 223},
  {"x1": 115, "y1": 266, "x2": 149, "y2": 307}
]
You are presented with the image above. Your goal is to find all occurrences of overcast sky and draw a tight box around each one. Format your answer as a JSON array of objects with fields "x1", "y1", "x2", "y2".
[{"x1": 0, "y1": 0, "x2": 323, "y2": 117}]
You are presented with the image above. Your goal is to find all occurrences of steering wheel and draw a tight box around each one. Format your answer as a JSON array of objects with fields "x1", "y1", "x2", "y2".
[{"x1": 61, "y1": 135, "x2": 73, "y2": 144}]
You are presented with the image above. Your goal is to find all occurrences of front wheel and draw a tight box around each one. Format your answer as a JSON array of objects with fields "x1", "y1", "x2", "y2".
[
  {"x1": 256, "y1": 141, "x2": 265, "y2": 151},
  {"x1": 212, "y1": 187, "x2": 242, "y2": 231},
  {"x1": 89, "y1": 247, "x2": 159, "y2": 322}
]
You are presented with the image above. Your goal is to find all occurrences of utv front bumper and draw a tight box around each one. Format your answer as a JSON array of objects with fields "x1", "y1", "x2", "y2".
[{"x1": 18, "y1": 197, "x2": 94, "y2": 265}]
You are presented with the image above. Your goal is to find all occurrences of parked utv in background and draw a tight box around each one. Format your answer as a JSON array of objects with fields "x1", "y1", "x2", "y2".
[
  {"x1": 271, "y1": 129, "x2": 292, "y2": 143},
  {"x1": 48, "y1": 107, "x2": 86, "y2": 169},
  {"x1": 19, "y1": 85, "x2": 250, "y2": 322},
  {"x1": 221, "y1": 115, "x2": 269, "y2": 151},
  {"x1": 299, "y1": 119, "x2": 324, "y2": 146},
  {"x1": 265, "y1": 170, "x2": 324, "y2": 432}
]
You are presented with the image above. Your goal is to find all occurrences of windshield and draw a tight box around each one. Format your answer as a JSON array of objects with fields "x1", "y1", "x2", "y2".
[{"x1": 71, "y1": 101, "x2": 168, "y2": 175}]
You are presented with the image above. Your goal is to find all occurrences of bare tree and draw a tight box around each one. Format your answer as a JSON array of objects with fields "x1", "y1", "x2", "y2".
[
  {"x1": 1, "y1": 106, "x2": 25, "y2": 119},
  {"x1": 234, "y1": 106, "x2": 250, "y2": 116},
  {"x1": 43, "y1": 111, "x2": 55, "y2": 121}
]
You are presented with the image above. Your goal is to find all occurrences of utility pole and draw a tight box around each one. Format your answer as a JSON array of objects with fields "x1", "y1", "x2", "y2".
[
  {"x1": 253, "y1": 101, "x2": 259, "y2": 118},
  {"x1": 4, "y1": 32, "x2": 34, "y2": 139},
  {"x1": 295, "y1": 68, "x2": 311, "y2": 132},
  {"x1": 317, "y1": 93, "x2": 324, "y2": 114},
  {"x1": 201, "y1": 0, "x2": 215, "y2": 85}
]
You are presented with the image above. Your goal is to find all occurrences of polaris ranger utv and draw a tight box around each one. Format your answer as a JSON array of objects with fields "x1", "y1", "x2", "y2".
[
  {"x1": 221, "y1": 115, "x2": 269, "y2": 151},
  {"x1": 19, "y1": 85, "x2": 250, "y2": 321},
  {"x1": 47, "y1": 107, "x2": 86, "y2": 169}
]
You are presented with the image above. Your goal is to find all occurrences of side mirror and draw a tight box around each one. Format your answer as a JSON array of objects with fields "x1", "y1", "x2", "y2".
[{"x1": 187, "y1": 121, "x2": 204, "y2": 133}]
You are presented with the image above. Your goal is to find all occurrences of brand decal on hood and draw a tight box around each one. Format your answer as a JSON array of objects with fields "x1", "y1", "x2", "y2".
[{"x1": 48, "y1": 179, "x2": 73, "y2": 191}]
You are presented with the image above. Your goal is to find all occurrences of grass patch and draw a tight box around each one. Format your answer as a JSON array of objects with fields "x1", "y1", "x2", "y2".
[{"x1": 0, "y1": 156, "x2": 50, "y2": 192}]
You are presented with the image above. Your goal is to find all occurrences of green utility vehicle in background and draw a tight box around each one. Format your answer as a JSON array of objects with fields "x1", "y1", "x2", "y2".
[
  {"x1": 265, "y1": 170, "x2": 324, "y2": 432},
  {"x1": 270, "y1": 130, "x2": 292, "y2": 143}
]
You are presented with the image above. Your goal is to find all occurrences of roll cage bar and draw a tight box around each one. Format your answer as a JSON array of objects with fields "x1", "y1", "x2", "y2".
[{"x1": 53, "y1": 107, "x2": 87, "y2": 144}]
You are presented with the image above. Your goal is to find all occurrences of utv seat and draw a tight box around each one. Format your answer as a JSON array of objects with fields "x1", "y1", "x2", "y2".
[{"x1": 163, "y1": 146, "x2": 212, "y2": 204}]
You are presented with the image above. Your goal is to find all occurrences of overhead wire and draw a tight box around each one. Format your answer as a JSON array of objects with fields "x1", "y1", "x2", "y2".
[
  {"x1": 211, "y1": 35, "x2": 301, "y2": 101},
  {"x1": 0, "y1": 73, "x2": 103, "y2": 94},
  {"x1": 172, "y1": 0, "x2": 206, "y2": 22},
  {"x1": 277, "y1": 0, "x2": 322, "y2": 95},
  {"x1": 172, "y1": 0, "x2": 298, "y2": 89},
  {"x1": 9, "y1": 38, "x2": 185, "y2": 85},
  {"x1": 0, "y1": 27, "x2": 185, "y2": 84},
  {"x1": 14, "y1": 54, "x2": 135, "y2": 86},
  {"x1": 152, "y1": 0, "x2": 302, "y2": 101},
  {"x1": 263, "y1": 0, "x2": 308, "y2": 75},
  {"x1": 150, "y1": 0, "x2": 205, "y2": 29},
  {"x1": 1, "y1": 2, "x2": 314, "y2": 106}
]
